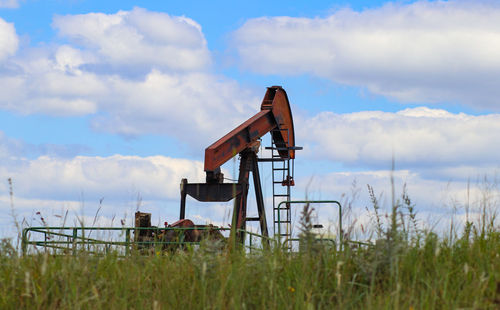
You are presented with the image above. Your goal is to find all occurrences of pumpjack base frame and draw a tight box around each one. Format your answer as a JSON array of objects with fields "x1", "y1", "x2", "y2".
[{"x1": 180, "y1": 149, "x2": 268, "y2": 244}]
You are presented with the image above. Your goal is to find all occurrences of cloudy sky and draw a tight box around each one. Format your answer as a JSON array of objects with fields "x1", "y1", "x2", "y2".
[{"x1": 1, "y1": 0, "x2": 499, "y2": 239}]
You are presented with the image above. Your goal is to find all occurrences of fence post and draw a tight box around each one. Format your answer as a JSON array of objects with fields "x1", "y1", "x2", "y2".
[
  {"x1": 72, "y1": 228, "x2": 78, "y2": 255},
  {"x1": 21, "y1": 228, "x2": 28, "y2": 256},
  {"x1": 125, "y1": 229, "x2": 130, "y2": 255}
]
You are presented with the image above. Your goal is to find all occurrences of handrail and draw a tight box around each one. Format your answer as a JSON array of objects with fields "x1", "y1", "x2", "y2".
[
  {"x1": 276, "y1": 200, "x2": 343, "y2": 249},
  {"x1": 21, "y1": 226, "x2": 270, "y2": 255}
]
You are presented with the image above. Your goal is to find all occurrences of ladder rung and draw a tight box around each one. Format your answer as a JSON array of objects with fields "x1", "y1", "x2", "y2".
[
  {"x1": 274, "y1": 194, "x2": 289, "y2": 197},
  {"x1": 258, "y1": 158, "x2": 285, "y2": 162},
  {"x1": 274, "y1": 221, "x2": 291, "y2": 223},
  {"x1": 245, "y1": 217, "x2": 260, "y2": 222},
  {"x1": 273, "y1": 168, "x2": 287, "y2": 171},
  {"x1": 265, "y1": 146, "x2": 303, "y2": 151},
  {"x1": 274, "y1": 207, "x2": 290, "y2": 211}
]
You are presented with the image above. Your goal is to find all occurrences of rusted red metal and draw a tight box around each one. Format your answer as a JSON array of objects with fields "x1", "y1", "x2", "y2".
[
  {"x1": 204, "y1": 110, "x2": 276, "y2": 172},
  {"x1": 262, "y1": 86, "x2": 296, "y2": 160},
  {"x1": 281, "y1": 175, "x2": 295, "y2": 186},
  {"x1": 162, "y1": 219, "x2": 225, "y2": 247},
  {"x1": 204, "y1": 86, "x2": 295, "y2": 172},
  {"x1": 180, "y1": 86, "x2": 296, "y2": 245}
]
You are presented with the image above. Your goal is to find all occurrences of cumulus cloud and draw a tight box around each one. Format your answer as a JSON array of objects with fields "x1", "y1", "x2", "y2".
[
  {"x1": 233, "y1": 1, "x2": 500, "y2": 109},
  {"x1": 0, "y1": 132, "x2": 231, "y2": 238},
  {"x1": 89, "y1": 70, "x2": 258, "y2": 142},
  {"x1": 0, "y1": 9, "x2": 258, "y2": 143},
  {"x1": 1, "y1": 46, "x2": 257, "y2": 141},
  {"x1": 52, "y1": 7, "x2": 211, "y2": 73},
  {"x1": 300, "y1": 107, "x2": 500, "y2": 171},
  {"x1": 0, "y1": 130, "x2": 204, "y2": 202},
  {"x1": 0, "y1": 154, "x2": 205, "y2": 201},
  {"x1": 300, "y1": 169, "x2": 463, "y2": 208},
  {"x1": 268, "y1": 166, "x2": 500, "y2": 239},
  {"x1": 298, "y1": 168, "x2": 500, "y2": 229},
  {"x1": 0, "y1": 18, "x2": 18, "y2": 61}
]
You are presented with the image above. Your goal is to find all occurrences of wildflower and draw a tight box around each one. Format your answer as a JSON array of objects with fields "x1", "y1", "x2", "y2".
[{"x1": 288, "y1": 286, "x2": 295, "y2": 293}]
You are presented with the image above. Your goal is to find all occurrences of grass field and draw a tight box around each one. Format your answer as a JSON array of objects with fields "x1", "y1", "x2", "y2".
[{"x1": 2, "y1": 200, "x2": 500, "y2": 310}]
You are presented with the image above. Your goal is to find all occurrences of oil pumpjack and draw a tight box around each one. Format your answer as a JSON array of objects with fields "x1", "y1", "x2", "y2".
[{"x1": 136, "y1": 86, "x2": 301, "y2": 246}]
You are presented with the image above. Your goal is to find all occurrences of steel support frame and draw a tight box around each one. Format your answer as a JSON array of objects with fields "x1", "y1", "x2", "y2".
[{"x1": 180, "y1": 148, "x2": 268, "y2": 244}]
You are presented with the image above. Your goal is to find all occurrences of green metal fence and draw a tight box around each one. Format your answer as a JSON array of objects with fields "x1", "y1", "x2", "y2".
[
  {"x1": 22, "y1": 200, "x2": 362, "y2": 255},
  {"x1": 277, "y1": 200, "x2": 343, "y2": 249},
  {"x1": 21, "y1": 226, "x2": 272, "y2": 255}
]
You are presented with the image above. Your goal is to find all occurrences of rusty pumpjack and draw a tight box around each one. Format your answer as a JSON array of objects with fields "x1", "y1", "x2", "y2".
[
  {"x1": 135, "y1": 86, "x2": 300, "y2": 247},
  {"x1": 178, "y1": 86, "x2": 300, "y2": 245}
]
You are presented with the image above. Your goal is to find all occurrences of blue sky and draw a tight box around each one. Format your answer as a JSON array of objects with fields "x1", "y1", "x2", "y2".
[
  {"x1": 1, "y1": 0, "x2": 499, "y2": 238},
  {"x1": 0, "y1": 0, "x2": 423, "y2": 155}
]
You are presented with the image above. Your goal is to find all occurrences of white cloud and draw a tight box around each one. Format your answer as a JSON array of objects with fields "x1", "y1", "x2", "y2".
[
  {"x1": 298, "y1": 169, "x2": 500, "y2": 229},
  {"x1": 261, "y1": 166, "x2": 500, "y2": 240},
  {"x1": 1, "y1": 154, "x2": 205, "y2": 201},
  {"x1": 0, "y1": 9, "x2": 258, "y2": 144},
  {"x1": 52, "y1": 7, "x2": 211, "y2": 73},
  {"x1": 0, "y1": 132, "x2": 496, "y2": 239},
  {"x1": 1, "y1": 51, "x2": 257, "y2": 139},
  {"x1": 89, "y1": 70, "x2": 258, "y2": 143},
  {"x1": 300, "y1": 107, "x2": 500, "y2": 170},
  {"x1": 0, "y1": 46, "x2": 105, "y2": 116},
  {"x1": 300, "y1": 169, "x2": 463, "y2": 209},
  {"x1": 0, "y1": 130, "x2": 205, "y2": 202},
  {"x1": 0, "y1": 18, "x2": 18, "y2": 61},
  {"x1": 233, "y1": 1, "x2": 500, "y2": 108},
  {"x1": 0, "y1": 132, "x2": 234, "y2": 238}
]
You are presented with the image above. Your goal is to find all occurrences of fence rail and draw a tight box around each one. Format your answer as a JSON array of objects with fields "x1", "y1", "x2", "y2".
[
  {"x1": 22, "y1": 226, "x2": 271, "y2": 255},
  {"x1": 276, "y1": 200, "x2": 343, "y2": 249},
  {"x1": 21, "y1": 200, "x2": 368, "y2": 255}
]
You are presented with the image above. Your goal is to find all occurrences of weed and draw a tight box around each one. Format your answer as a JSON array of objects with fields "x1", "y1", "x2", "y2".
[{"x1": 2, "y1": 182, "x2": 500, "y2": 309}]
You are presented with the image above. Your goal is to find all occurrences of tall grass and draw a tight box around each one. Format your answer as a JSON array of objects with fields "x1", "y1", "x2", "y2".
[
  {"x1": 1, "y1": 229, "x2": 499, "y2": 309},
  {"x1": 1, "y1": 214, "x2": 499, "y2": 309},
  {"x1": 2, "y1": 179, "x2": 500, "y2": 309}
]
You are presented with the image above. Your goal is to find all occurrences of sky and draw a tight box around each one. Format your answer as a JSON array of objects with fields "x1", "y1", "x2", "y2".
[{"x1": 1, "y1": 0, "x2": 499, "y2": 239}]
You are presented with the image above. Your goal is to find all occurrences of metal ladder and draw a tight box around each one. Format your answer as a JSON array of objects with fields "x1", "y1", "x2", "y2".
[{"x1": 268, "y1": 129, "x2": 294, "y2": 249}]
